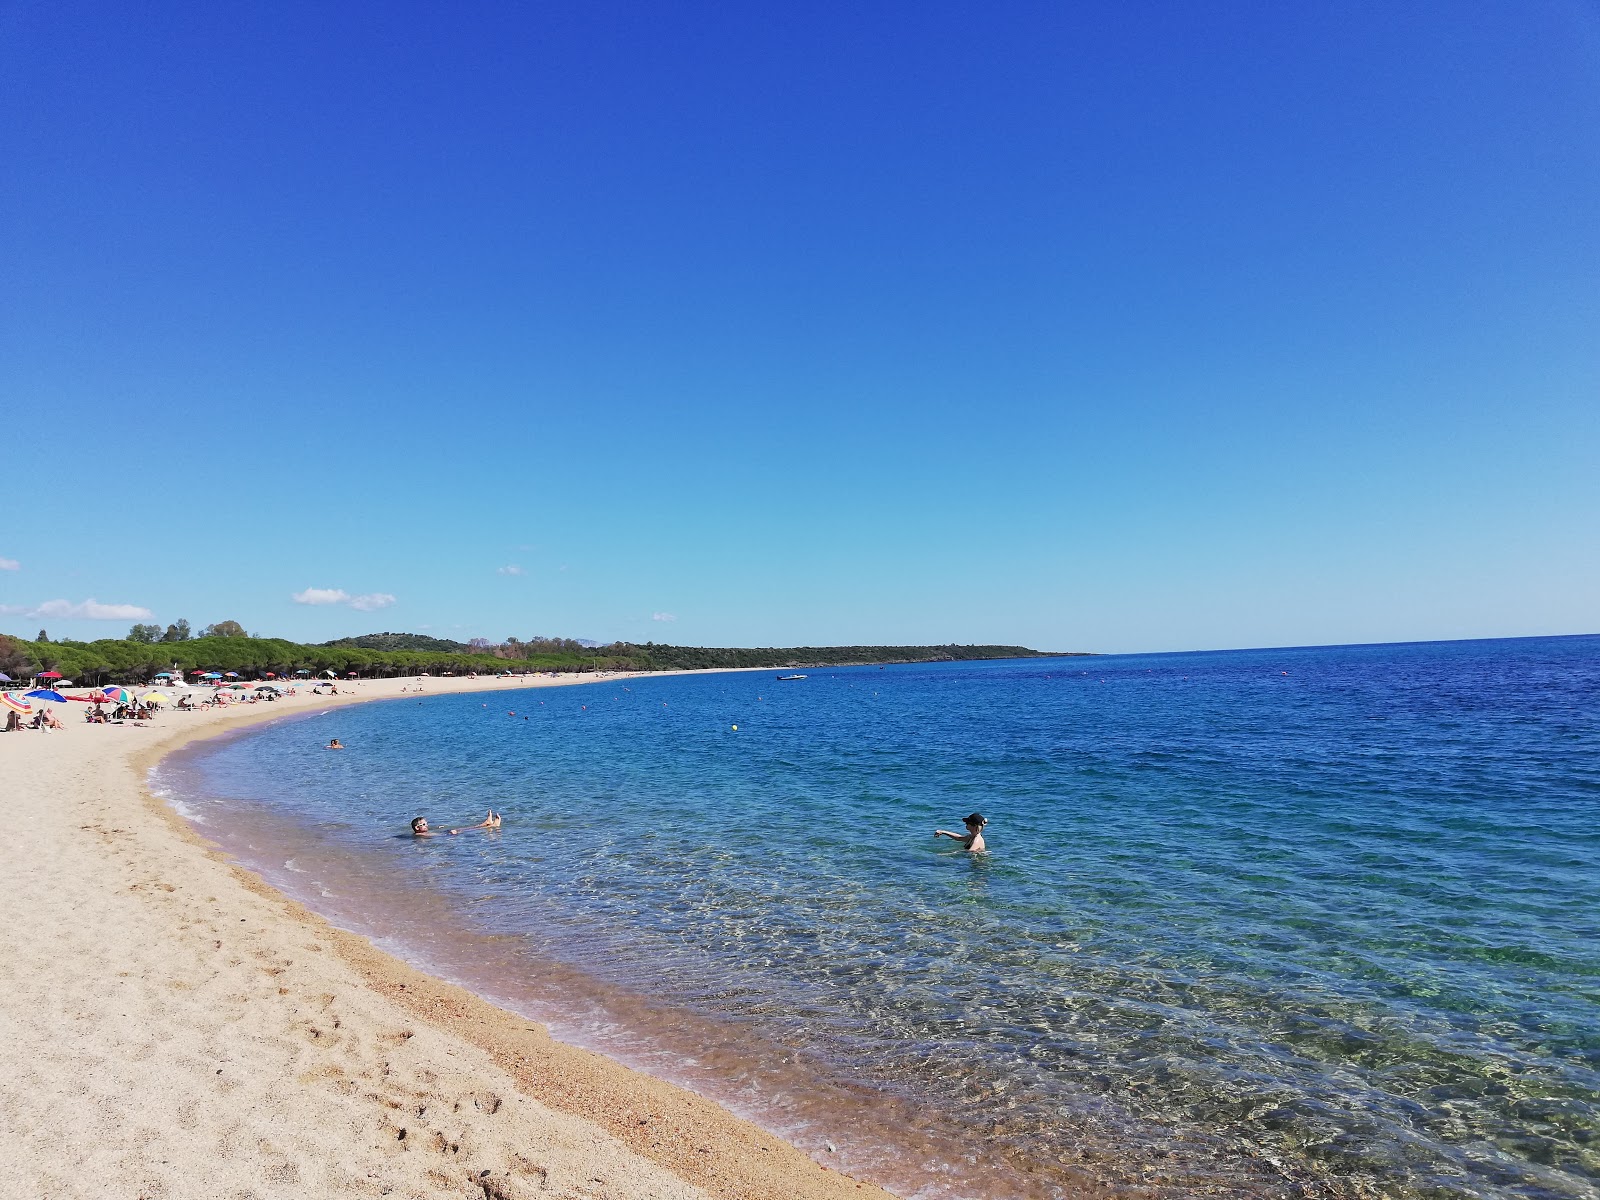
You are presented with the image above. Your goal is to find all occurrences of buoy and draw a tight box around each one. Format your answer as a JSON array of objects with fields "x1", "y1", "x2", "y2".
[{"x1": 731, "y1": 724, "x2": 738, "y2": 731}]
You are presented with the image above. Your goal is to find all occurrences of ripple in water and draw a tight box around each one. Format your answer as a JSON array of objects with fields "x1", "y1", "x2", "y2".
[{"x1": 158, "y1": 636, "x2": 1600, "y2": 1199}]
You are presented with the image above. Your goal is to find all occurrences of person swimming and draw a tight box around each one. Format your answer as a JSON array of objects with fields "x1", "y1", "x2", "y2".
[
  {"x1": 934, "y1": 812, "x2": 988, "y2": 852},
  {"x1": 410, "y1": 812, "x2": 501, "y2": 837},
  {"x1": 326, "y1": 739, "x2": 344, "y2": 750}
]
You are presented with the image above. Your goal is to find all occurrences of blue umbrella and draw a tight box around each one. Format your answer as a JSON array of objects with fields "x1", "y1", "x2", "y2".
[
  {"x1": 25, "y1": 689, "x2": 67, "y2": 703},
  {"x1": 0, "y1": 672, "x2": 11, "y2": 682}
]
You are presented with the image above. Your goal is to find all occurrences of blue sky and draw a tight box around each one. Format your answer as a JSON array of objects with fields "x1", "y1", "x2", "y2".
[{"x1": 4, "y1": 1, "x2": 1597, "y2": 652}]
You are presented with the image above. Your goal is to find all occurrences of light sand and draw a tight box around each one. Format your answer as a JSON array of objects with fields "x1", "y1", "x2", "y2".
[{"x1": 0, "y1": 673, "x2": 896, "y2": 1200}]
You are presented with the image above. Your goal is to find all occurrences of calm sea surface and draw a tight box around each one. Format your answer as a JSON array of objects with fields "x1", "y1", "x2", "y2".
[{"x1": 156, "y1": 636, "x2": 1600, "y2": 1200}]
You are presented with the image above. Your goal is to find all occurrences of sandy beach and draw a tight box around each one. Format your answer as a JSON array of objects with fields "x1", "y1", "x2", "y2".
[{"x1": 0, "y1": 673, "x2": 895, "y2": 1200}]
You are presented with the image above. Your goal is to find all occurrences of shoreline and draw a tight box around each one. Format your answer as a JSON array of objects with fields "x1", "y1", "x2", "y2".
[{"x1": 1, "y1": 671, "x2": 898, "y2": 1200}]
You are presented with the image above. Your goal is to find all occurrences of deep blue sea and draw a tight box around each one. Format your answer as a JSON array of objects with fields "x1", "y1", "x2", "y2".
[{"x1": 156, "y1": 636, "x2": 1600, "y2": 1200}]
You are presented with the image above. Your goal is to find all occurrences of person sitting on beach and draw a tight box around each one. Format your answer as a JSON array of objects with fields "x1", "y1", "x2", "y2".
[
  {"x1": 934, "y1": 812, "x2": 988, "y2": 852},
  {"x1": 411, "y1": 812, "x2": 501, "y2": 837},
  {"x1": 326, "y1": 738, "x2": 344, "y2": 750}
]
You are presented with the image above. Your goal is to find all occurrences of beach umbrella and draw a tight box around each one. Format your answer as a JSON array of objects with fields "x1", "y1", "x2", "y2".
[
  {"x1": 264, "y1": 672, "x2": 276, "y2": 678},
  {"x1": 37, "y1": 671, "x2": 62, "y2": 680},
  {"x1": 152, "y1": 672, "x2": 173, "y2": 678},
  {"x1": 224, "y1": 671, "x2": 239, "y2": 678},
  {"x1": 321, "y1": 669, "x2": 337, "y2": 677},
  {"x1": 202, "y1": 672, "x2": 222, "y2": 679},
  {"x1": 228, "y1": 683, "x2": 249, "y2": 689},
  {"x1": 1, "y1": 693, "x2": 30, "y2": 715},
  {"x1": 0, "y1": 673, "x2": 11, "y2": 682},
  {"x1": 346, "y1": 671, "x2": 358, "y2": 677},
  {"x1": 25, "y1": 689, "x2": 67, "y2": 703},
  {"x1": 103, "y1": 686, "x2": 134, "y2": 704},
  {"x1": 142, "y1": 692, "x2": 170, "y2": 703}
]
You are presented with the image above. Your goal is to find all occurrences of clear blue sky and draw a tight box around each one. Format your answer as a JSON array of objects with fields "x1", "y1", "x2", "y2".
[{"x1": 4, "y1": 1, "x2": 1597, "y2": 652}]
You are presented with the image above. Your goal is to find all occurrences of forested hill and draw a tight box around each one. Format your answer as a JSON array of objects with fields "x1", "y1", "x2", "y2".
[
  {"x1": 323, "y1": 632, "x2": 471, "y2": 653},
  {"x1": 319, "y1": 634, "x2": 1071, "y2": 669},
  {"x1": 610, "y1": 643, "x2": 1073, "y2": 670}
]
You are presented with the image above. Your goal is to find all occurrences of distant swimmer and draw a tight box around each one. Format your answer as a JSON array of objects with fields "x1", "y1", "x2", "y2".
[
  {"x1": 935, "y1": 812, "x2": 988, "y2": 852},
  {"x1": 326, "y1": 739, "x2": 344, "y2": 750},
  {"x1": 411, "y1": 812, "x2": 501, "y2": 837}
]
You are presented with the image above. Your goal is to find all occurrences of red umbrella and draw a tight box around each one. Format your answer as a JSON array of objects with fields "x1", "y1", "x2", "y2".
[{"x1": 38, "y1": 671, "x2": 62, "y2": 679}]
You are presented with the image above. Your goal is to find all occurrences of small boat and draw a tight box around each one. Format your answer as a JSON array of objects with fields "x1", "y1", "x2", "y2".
[{"x1": 776, "y1": 674, "x2": 807, "y2": 680}]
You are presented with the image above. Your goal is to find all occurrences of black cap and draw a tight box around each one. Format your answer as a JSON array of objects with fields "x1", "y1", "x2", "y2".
[{"x1": 964, "y1": 813, "x2": 987, "y2": 825}]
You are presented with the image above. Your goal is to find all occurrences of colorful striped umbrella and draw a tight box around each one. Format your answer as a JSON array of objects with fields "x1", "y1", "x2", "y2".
[
  {"x1": 103, "y1": 687, "x2": 134, "y2": 704},
  {"x1": 1, "y1": 693, "x2": 31, "y2": 715}
]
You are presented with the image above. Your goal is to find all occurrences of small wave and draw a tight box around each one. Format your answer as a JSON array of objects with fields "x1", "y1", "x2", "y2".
[{"x1": 164, "y1": 795, "x2": 208, "y2": 824}]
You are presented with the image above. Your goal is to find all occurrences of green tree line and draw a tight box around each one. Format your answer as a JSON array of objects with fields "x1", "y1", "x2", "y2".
[
  {"x1": 1, "y1": 629, "x2": 1071, "y2": 686},
  {"x1": 0, "y1": 633, "x2": 625, "y2": 685}
]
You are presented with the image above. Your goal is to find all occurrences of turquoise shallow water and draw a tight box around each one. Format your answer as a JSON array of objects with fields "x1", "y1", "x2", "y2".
[{"x1": 159, "y1": 636, "x2": 1600, "y2": 1199}]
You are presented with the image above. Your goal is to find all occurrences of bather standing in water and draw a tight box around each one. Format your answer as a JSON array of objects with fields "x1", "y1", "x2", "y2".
[{"x1": 935, "y1": 812, "x2": 987, "y2": 852}]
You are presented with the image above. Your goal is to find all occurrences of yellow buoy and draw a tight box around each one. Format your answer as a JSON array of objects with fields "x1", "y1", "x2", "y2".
[{"x1": 731, "y1": 724, "x2": 738, "y2": 731}]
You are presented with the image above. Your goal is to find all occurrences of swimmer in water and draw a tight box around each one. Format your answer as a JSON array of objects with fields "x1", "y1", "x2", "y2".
[
  {"x1": 410, "y1": 812, "x2": 501, "y2": 837},
  {"x1": 327, "y1": 739, "x2": 344, "y2": 750},
  {"x1": 934, "y1": 812, "x2": 988, "y2": 852}
]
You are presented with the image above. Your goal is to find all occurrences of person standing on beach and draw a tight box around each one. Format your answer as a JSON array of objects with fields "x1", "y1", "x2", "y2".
[
  {"x1": 935, "y1": 812, "x2": 988, "y2": 852},
  {"x1": 411, "y1": 812, "x2": 501, "y2": 837}
]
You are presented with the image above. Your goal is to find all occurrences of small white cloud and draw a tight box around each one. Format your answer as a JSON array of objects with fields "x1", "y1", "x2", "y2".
[
  {"x1": 4, "y1": 598, "x2": 155, "y2": 620},
  {"x1": 652, "y1": 612, "x2": 677, "y2": 622},
  {"x1": 0, "y1": 557, "x2": 19, "y2": 571},
  {"x1": 292, "y1": 587, "x2": 395, "y2": 612},
  {"x1": 497, "y1": 565, "x2": 525, "y2": 576}
]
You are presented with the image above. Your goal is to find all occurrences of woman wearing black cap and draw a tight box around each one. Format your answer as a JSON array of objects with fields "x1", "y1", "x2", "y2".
[{"x1": 935, "y1": 812, "x2": 988, "y2": 852}]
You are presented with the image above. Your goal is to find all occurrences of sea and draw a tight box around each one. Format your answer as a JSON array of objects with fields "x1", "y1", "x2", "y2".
[{"x1": 152, "y1": 635, "x2": 1600, "y2": 1200}]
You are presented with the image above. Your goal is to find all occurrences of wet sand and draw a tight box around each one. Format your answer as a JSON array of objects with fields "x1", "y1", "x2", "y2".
[{"x1": 0, "y1": 672, "x2": 895, "y2": 1200}]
